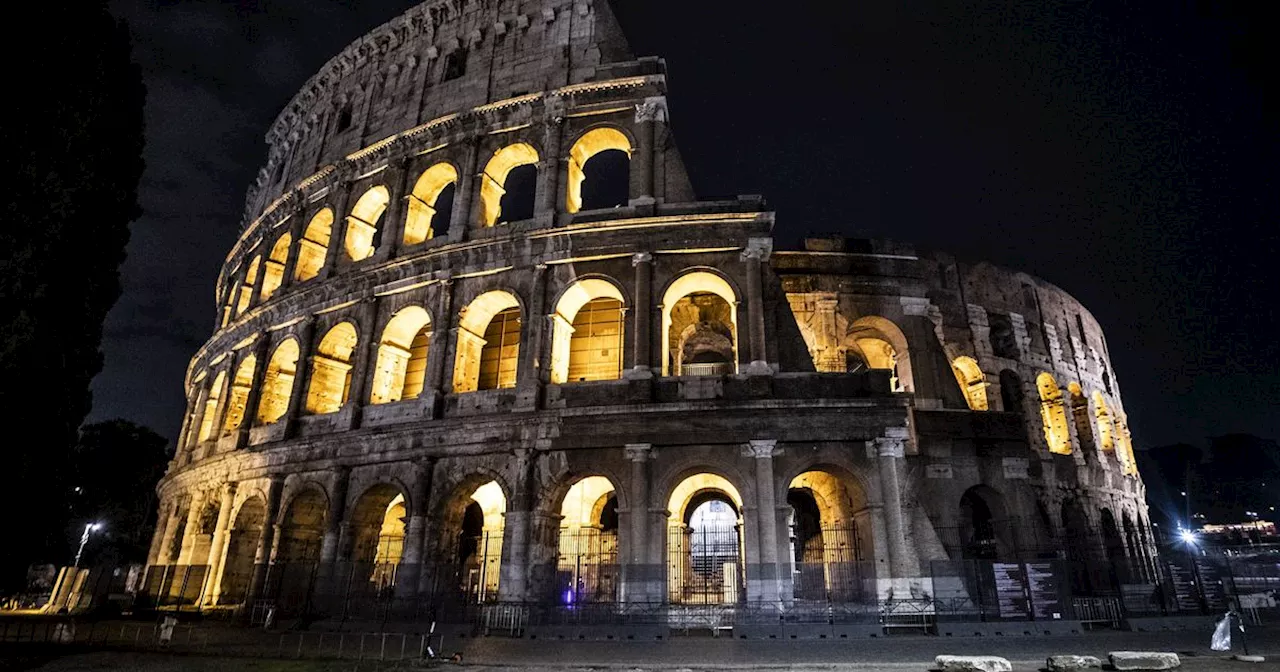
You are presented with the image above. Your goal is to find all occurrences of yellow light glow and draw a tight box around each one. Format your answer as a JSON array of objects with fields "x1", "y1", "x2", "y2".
[
  {"x1": 260, "y1": 233, "x2": 291, "y2": 301},
  {"x1": 559, "y1": 476, "x2": 616, "y2": 528},
  {"x1": 369, "y1": 306, "x2": 432, "y2": 404},
  {"x1": 295, "y1": 209, "x2": 333, "y2": 282},
  {"x1": 220, "y1": 354, "x2": 257, "y2": 434},
  {"x1": 660, "y1": 272, "x2": 738, "y2": 376},
  {"x1": 550, "y1": 279, "x2": 625, "y2": 384},
  {"x1": 452, "y1": 291, "x2": 521, "y2": 393},
  {"x1": 566, "y1": 128, "x2": 632, "y2": 214},
  {"x1": 666, "y1": 473, "x2": 743, "y2": 525},
  {"x1": 951, "y1": 356, "x2": 989, "y2": 411},
  {"x1": 1036, "y1": 372, "x2": 1072, "y2": 455},
  {"x1": 196, "y1": 371, "x2": 226, "y2": 442},
  {"x1": 477, "y1": 143, "x2": 539, "y2": 227},
  {"x1": 345, "y1": 186, "x2": 391, "y2": 262},
  {"x1": 404, "y1": 163, "x2": 457, "y2": 245},
  {"x1": 306, "y1": 322, "x2": 358, "y2": 414},
  {"x1": 256, "y1": 339, "x2": 299, "y2": 425}
]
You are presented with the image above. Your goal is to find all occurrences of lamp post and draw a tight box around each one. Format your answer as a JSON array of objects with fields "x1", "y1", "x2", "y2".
[{"x1": 74, "y1": 522, "x2": 103, "y2": 568}]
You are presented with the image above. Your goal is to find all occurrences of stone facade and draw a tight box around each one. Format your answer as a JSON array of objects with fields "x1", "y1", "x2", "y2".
[{"x1": 149, "y1": 0, "x2": 1158, "y2": 618}]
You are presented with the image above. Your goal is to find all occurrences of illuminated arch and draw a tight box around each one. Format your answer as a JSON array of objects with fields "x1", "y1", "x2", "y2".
[
  {"x1": 348, "y1": 484, "x2": 409, "y2": 589},
  {"x1": 1115, "y1": 414, "x2": 1138, "y2": 475},
  {"x1": 666, "y1": 472, "x2": 745, "y2": 604},
  {"x1": 404, "y1": 163, "x2": 458, "y2": 245},
  {"x1": 951, "y1": 356, "x2": 988, "y2": 410},
  {"x1": 305, "y1": 322, "x2": 358, "y2": 414},
  {"x1": 549, "y1": 278, "x2": 626, "y2": 384},
  {"x1": 369, "y1": 306, "x2": 432, "y2": 404},
  {"x1": 555, "y1": 476, "x2": 620, "y2": 604},
  {"x1": 220, "y1": 353, "x2": 257, "y2": 434},
  {"x1": 845, "y1": 315, "x2": 913, "y2": 393},
  {"x1": 452, "y1": 290, "x2": 522, "y2": 392},
  {"x1": 477, "y1": 143, "x2": 539, "y2": 226},
  {"x1": 295, "y1": 209, "x2": 333, "y2": 282},
  {"x1": 255, "y1": 339, "x2": 299, "y2": 425},
  {"x1": 345, "y1": 186, "x2": 391, "y2": 261},
  {"x1": 661, "y1": 271, "x2": 739, "y2": 376},
  {"x1": 196, "y1": 370, "x2": 227, "y2": 442},
  {"x1": 1067, "y1": 382, "x2": 1095, "y2": 453},
  {"x1": 1036, "y1": 372, "x2": 1072, "y2": 455},
  {"x1": 259, "y1": 232, "x2": 291, "y2": 301},
  {"x1": 235, "y1": 256, "x2": 261, "y2": 316},
  {"x1": 787, "y1": 468, "x2": 873, "y2": 602},
  {"x1": 566, "y1": 127, "x2": 632, "y2": 213},
  {"x1": 439, "y1": 478, "x2": 508, "y2": 600},
  {"x1": 1092, "y1": 391, "x2": 1115, "y2": 453}
]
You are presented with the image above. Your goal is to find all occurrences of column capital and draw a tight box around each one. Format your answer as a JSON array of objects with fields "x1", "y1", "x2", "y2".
[
  {"x1": 740, "y1": 237, "x2": 773, "y2": 263},
  {"x1": 221, "y1": 481, "x2": 238, "y2": 498},
  {"x1": 742, "y1": 439, "x2": 781, "y2": 459},
  {"x1": 624, "y1": 443, "x2": 654, "y2": 462},
  {"x1": 634, "y1": 96, "x2": 668, "y2": 123},
  {"x1": 872, "y1": 437, "x2": 906, "y2": 458},
  {"x1": 632, "y1": 252, "x2": 653, "y2": 266}
]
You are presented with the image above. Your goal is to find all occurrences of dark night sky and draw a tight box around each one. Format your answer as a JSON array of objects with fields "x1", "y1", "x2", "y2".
[{"x1": 96, "y1": 0, "x2": 1278, "y2": 450}]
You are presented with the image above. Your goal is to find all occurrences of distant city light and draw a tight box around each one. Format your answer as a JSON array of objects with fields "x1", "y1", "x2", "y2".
[{"x1": 1179, "y1": 529, "x2": 1198, "y2": 544}]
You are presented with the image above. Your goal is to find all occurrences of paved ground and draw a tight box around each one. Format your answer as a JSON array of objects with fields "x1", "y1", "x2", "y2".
[{"x1": 3, "y1": 626, "x2": 1279, "y2": 671}]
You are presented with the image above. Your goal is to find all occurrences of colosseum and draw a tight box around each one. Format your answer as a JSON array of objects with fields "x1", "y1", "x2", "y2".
[{"x1": 146, "y1": 0, "x2": 1160, "y2": 635}]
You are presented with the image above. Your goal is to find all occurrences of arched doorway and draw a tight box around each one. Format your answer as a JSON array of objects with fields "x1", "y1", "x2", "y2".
[
  {"x1": 555, "y1": 476, "x2": 620, "y2": 604},
  {"x1": 273, "y1": 488, "x2": 327, "y2": 613},
  {"x1": 787, "y1": 469, "x2": 873, "y2": 603},
  {"x1": 666, "y1": 474, "x2": 745, "y2": 604},
  {"x1": 1101, "y1": 508, "x2": 1128, "y2": 585},
  {"x1": 440, "y1": 480, "x2": 506, "y2": 603},
  {"x1": 214, "y1": 496, "x2": 265, "y2": 605},
  {"x1": 347, "y1": 484, "x2": 407, "y2": 599},
  {"x1": 958, "y1": 486, "x2": 1014, "y2": 560},
  {"x1": 1061, "y1": 500, "x2": 1094, "y2": 595},
  {"x1": 661, "y1": 272, "x2": 739, "y2": 376}
]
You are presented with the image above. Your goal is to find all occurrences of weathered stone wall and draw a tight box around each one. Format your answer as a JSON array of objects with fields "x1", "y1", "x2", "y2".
[{"x1": 151, "y1": 0, "x2": 1159, "y2": 612}]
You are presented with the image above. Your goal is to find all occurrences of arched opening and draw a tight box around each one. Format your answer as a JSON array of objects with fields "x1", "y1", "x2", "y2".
[
  {"x1": 555, "y1": 476, "x2": 619, "y2": 604},
  {"x1": 260, "y1": 233, "x2": 291, "y2": 301},
  {"x1": 295, "y1": 209, "x2": 333, "y2": 282},
  {"x1": 661, "y1": 272, "x2": 738, "y2": 376},
  {"x1": 787, "y1": 469, "x2": 873, "y2": 603},
  {"x1": 1101, "y1": 508, "x2": 1128, "y2": 584},
  {"x1": 348, "y1": 485, "x2": 408, "y2": 596},
  {"x1": 666, "y1": 474, "x2": 745, "y2": 605},
  {"x1": 1068, "y1": 383, "x2": 1095, "y2": 454},
  {"x1": 255, "y1": 340, "x2": 299, "y2": 426},
  {"x1": 999, "y1": 369, "x2": 1023, "y2": 414},
  {"x1": 1121, "y1": 512, "x2": 1146, "y2": 582},
  {"x1": 1036, "y1": 373, "x2": 1072, "y2": 455},
  {"x1": 215, "y1": 496, "x2": 265, "y2": 605},
  {"x1": 444, "y1": 480, "x2": 506, "y2": 603},
  {"x1": 1061, "y1": 500, "x2": 1094, "y2": 595},
  {"x1": 957, "y1": 486, "x2": 1014, "y2": 560},
  {"x1": 345, "y1": 186, "x2": 391, "y2": 261},
  {"x1": 951, "y1": 356, "x2": 989, "y2": 411},
  {"x1": 549, "y1": 279, "x2": 625, "y2": 384},
  {"x1": 846, "y1": 316, "x2": 912, "y2": 393},
  {"x1": 1092, "y1": 392, "x2": 1115, "y2": 454},
  {"x1": 274, "y1": 488, "x2": 327, "y2": 612},
  {"x1": 566, "y1": 128, "x2": 632, "y2": 213},
  {"x1": 235, "y1": 256, "x2": 261, "y2": 316},
  {"x1": 403, "y1": 163, "x2": 458, "y2": 245},
  {"x1": 220, "y1": 354, "x2": 257, "y2": 436},
  {"x1": 196, "y1": 371, "x2": 226, "y2": 443},
  {"x1": 452, "y1": 291, "x2": 521, "y2": 393},
  {"x1": 478, "y1": 143, "x2": 539, "y2": 226},
  {"x1": 369, "y1": 307, "x2": 432, "y2": 404},
  {"x1": 305, "y1": 322, "x2": 358, "y2": 414},
  {"x1": 1114, "y1": 415, "x2": 1138, "y2": 475}
]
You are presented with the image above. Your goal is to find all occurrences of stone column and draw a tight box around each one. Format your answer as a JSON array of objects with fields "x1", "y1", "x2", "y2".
[
  {"x1": 624, "y1": 443, "x2": 655, "y2": 602},
  {"x1": 514, "y1": 265, "x2": 547, "y2": 411},
  {"x1": 813, "y1": 294, "x2": 843, "y2": 372},
  {"x1": 155, "y1": 498, "x2": 186, "y2": 566},
  {"x1": 744, "y1": 440, "x2": 783, "y2": 605},
  {"x1": 319, "y1": 466, "x2": 352, "y2": 565},
  {"x1": 630, "y1": 97, "x2": 666, "y2": 204},
  {"x1": 236, "y1": 337, "x2": 271, "y2": 448},
  {"x1": 147, "y1": 499, "x2": 174, "y2": 567},
  {"x1": 247, "y1": 475, "x2": 285, "y2": 606},
  {"x1": 175, "y1": 492, "x2": 204, "y2": 566},
  {"x1": 372, "y1": 158, "x2": 412, "y2": 262},
  {"x1": 396, "y1": 457, "x2": 436, "y2": 598},
  {"x1": 319, "y1": 175, "x2": 354, "y2": 279},
  {"x1": 283, "y1": 317, "x2": 316, "y2": 437},
  {"x1": 741, "y1": 238, "x2": 773, "y2": 375},
  {"x1": 625, "y1": 253, "x2": 654, "y2": 379},
  {"x1": 536, "y1": 107, "x2": 565, "y2": 217},
  {"x1": 348, "y1": 297, "x2": 380, "y2": 428},
  {"x1": 498, "y1": 448, "x2": 535, "y2": 601},
  {"x1": 873, "y1": 430, "x2": 921, "y2": 597},
  {"x1": 423, "y1": 278, "x2": 453, "y2": 416},
  {"x1": 449, "y1": 138, "x2": 479, "y2": 241},
  {"x1": 184, "y1": 385, "x2": 211, "y2": 458},
  {"x1": 174, "y1": 392, "x2": 196, "y2": 462},
  {"x1": 277, "y1": 197, "x2": 307, "y2": 292},
  {"x1": 201, "y1": 482, "x2": 237, "y2": 605}
]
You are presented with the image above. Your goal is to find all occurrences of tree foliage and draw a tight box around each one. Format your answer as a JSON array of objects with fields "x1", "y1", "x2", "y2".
[
  {"x1": 0, "y1": 2, "x2": 145, "y2": 587},
  {"x1": 68, "y1": 421, "x2": 169, "y2": 567}
]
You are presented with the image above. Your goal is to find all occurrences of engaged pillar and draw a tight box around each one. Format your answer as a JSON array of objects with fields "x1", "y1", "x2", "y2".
[
  {"x1": 625, "y1": 253, "x2": 654, "y2": 379},
  {"x1": 202, "y1": 482, "x2": 237, "y2": 605},
  {"x1": 873, "y1": 429, "x2": 922, "y2": 599},
  {"x1": 624, "y1": 443, "x2": 654, "y2": 602},
  {"x1": 744, "y1": 440, "x2": 783, "y2": 605},
  {"x1": 741, "y1": 238, "x2": 773, "y2": 375}
]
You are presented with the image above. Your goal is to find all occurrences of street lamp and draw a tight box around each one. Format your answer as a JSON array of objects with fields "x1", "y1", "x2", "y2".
[{"x1": 73, "y1": 522, "x2": 103, "y2": 568}]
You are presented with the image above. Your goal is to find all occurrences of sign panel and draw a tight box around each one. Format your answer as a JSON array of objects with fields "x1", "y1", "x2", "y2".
[
  {"x1": 1026, "y1": 562, "x2": 1062, "y2": 620},
  {"x1": 992, "y1": 562, "x2": 1030, "y2": 620}
]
